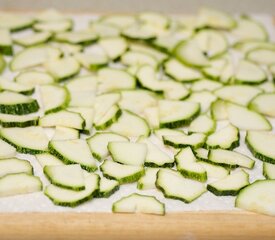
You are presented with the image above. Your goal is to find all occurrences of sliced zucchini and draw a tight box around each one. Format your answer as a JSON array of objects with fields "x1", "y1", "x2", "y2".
[
  {"x1": 89, "y1": 21, "x2": 120, "y2": 38},
  {"x1": 0, "y1": 173, "x2": 42, "y2": 197},
  {"x1": 208, "y1": 149, "x2": 255, "y2": 169},
  {"x1": 108, "y1": 142, "x2": 146, "y2": 166},
  {"x1": 112, "y1": 193, "x2": 165, "y2": 215},
  {"x1": 214, "y1": 85, "x2": 262, "y2": 106},
  {"x1": 99, "y1": 37, "x2": 128, "y2": 60},
  {"x1": 263, "y1": 163, "x2": 275, "y2": 179},
  {"x1": 0, "y1": 29, "x2": 12, "y2": 55},
  {"x1": 156, "y1": 169, "x2": 206, "y2": 203},
  {"x1": 110, "y1": 110, "x2": 150, "y2": 138},
  {"x1": 158, "y1": 100, "x2": 200, "y2": 128},
  {"x1": 40, "y1": 84, "x2": 69, "y2": 114},
  {"x1": 33, "y1": 19, "x2": 73, "y2": 33},
  {"x1": 207, "y1": 170, "x2": 249, "y2": 196},
  {"x1": 164, "y1": 58, "x2": 202, "y2": 83},
  {"x1": 161, "y1": 80, "x2": 190, "y2": 101},
  {"x1": 13, "y1": 31, "x2": 52, "y2": 47},
  {"x1": 121, "y1": 50, "x2": 158, "y2": 68},
  {"x1": 0, "y1": 139, "x2": 16, "y2": 159},
  {"x1": 139, "y1": 12, "x2": 169, "y2": 29},
  {"x1": 163, "y1": 132, "x2": 206, "y2": 149},
  {"x1": 0, "y1": 13, "x2": 33, "y2": 32},
  {"x1": 191, "y1": 79, "x2": 222, "y2": 92},
  {"x1": 235, "y1": 180, "x2": 275, "y2": 216},
  {"x1": 0, "y1": 91, "x2": 39, "y2": 115},
  {"x1": 186, "y1": 91, "x2": 217, "y2": 113},
  {"x1": 96, "y1": 176, "x2": 119, "y2": 198},
  {"x1": 246, "y1": 48, "x2": 275, "y2": 66},
  {"x1": 144, "y1": 107, "x2": 159, "y2": 129},
  {"x1": 44, "y1": 164, "x2": 85, "y2": 191},
  {"x1": 68, "y1": 90, "x2": 96, "y2": 108},
  {"x1": 35, "y1": 9, "x2": 69, "y2": 22},
  {"x1": 234, "y1": 40, "x2": 275, "y2": 53},
  {"x1": 249, "y1": 93, "x2": 275, "y2": 117},
  {"x1": 94, "y1": 105, "x2": 121, "y2": 130},
  {"x1": 49, "y1": 139, "x2": 97, "y2": 172},
  {"x1": 227, "y1": 102, "x2": 271, "y2": 131},
  {"x1": 246, "y1": 131, "x2": 275, "y2": 164},
  {"x1": 137, "y1": 168, "x2": 159, "y2": 190},
  {"x1": 10, "y1": 45, "x2": 61, "y2": 71},
  {"x1": 66, "y1": 75, "x2": 97, "y2": 92},
  {"x1": 0, "y1": 126, "x2": 48, "y2": 154},
  {"x1": 87, "y1": 132, "x2": 128, "y2": 161},
  {"x1": 0, "y1": 113, "x2": 38, "y2": 128},
  {"x1": 52, "y1": 126, "x2": 79, "y2": 141},
  {"x1": 100, "y1": 159, "x2": 144, "y2": 184},
  {"x1": 175, "y1": 147, "x2": 207, "y2": 182},
  {"x1": 206, "y1": 124, "x2": 239, "y2": 150},
  {"x1": 39, "y1": 110, "x2": 85, "y2": 130},
  {"x1": 0, "y1": 78, "x2": 34, "y2": 95},
  {"x1": 44, "y1": 57, "x2": 80, "y2": 82},
  {"x1": 189, "y1": 115, "x2": 215, "y2": 135},
  {"x1": 122, "y1": 24, "x2": 156, "y2": 41},
  {"x1": 138, "y1": 137, "x2": 174, "y2": 168},
  {"x1": 0, "y1": 55, "x2": 6, "y2": 74},
  {"x1": 55, "y1": 30, "x2": 97, "y2": 45},
  {"x1": 210, "y1": 100, "x2": 228, "y2": 120},
  {"x1": 0, "y1": 158, "x2": 33, "y2": 178},
  {"x1": 44, "y1": 173, "x2": 99, "y2": 207},
  {"x1": 194, "y1": 148, "x2": 209, "y2": 162},
  {"x1": 35, "y1": 153, "x2": 64, "y2": 168},
  {"x1": 154, "y1": 128, "x2": 184, "y2": 141},
  {"x1": 198, "y1": 161, "x2": 229, "y2": 179},
  {"x1": 15, "y1": 70, "x2": 55, "y2": 87},
  {"x1": 202, "y1": 57, "x2": 228, "y2": 81},
  {"x1": 100, "y1": 15, "x2": 136, "y2": 29},
  {"x1": 234, "y1": 60, "x2": 266, "y2": 85},
  {"x1": 53, "y1": 42, "x2": 83, "y2": 56},
  {"x1": 74, "y1": 52, "x2": 109, "y2": 71}
]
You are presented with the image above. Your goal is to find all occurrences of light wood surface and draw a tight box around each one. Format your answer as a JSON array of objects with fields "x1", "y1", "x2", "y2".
[{"x1": 1, "y1": 211, "x2": 275, "y2": 239}]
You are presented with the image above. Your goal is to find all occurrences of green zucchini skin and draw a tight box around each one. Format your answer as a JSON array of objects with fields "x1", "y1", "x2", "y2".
[
  {"x1": 48, "y1": 142, "x2": 97, "y2": 172},
  {"x1": 0, "y1": 45, "x2": 13, "y2": 56},
  {"x1": 205, "y1": 132, "x2": 240, "y2": 151},
  {"x1": 94, "y1": 108, "x2": 122, "y2": 130},
  {"x1": 0, "y1": 118, "x2": 39, "y2": 128},
  {"x1": 144, "y1": 161, "x2": 174, "y2": 168},
  {"x1": 0, "y1": 100, "x2": 39, "y2": 115},
  {"x1": 177, "y1": 168, "x2": 207, "y2": 182},
  {"x1": 206, "y1": 184, "x2": 247, "y2": 196},
  {"x1": 0, "y1": 55, "x2": 6, "y2": 73},
  {"x1": 163, "y1": 137, "x2": 205, "y2": 149},
  {"x1": 94, "y1": 185, "x2": 120, "y2": 198}
]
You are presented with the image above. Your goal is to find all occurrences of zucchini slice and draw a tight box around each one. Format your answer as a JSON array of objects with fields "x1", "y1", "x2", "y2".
[
  {"x1": 66, "y1": 75, "x2": 97, "y2": 92},
  {"x1": 235, "y1": 180, "x2": 275, "y2": 216},
  {"x1": 161, "y1": 81, "x2": 190, "y2": 101},
  {"x1": 0, "y1": 173, "x2": 42, "y2": 197},
  {"x1": 210, "y1": 100, "x2": 228, "y2": 120},
  {"x1": 246, "y1": 131, "x2": 275, "y2": 164},
  {"x1": 0, "y1": 13, "x2": 33, "y2": 32},
  {"x1": 35, "y1": 153, "x2": 64, "y2": 168},
  {"x1": 0, "y1": 29, "x2": 13, "y2": 55},
  {"x1": 234, "y1": 40, "x2": 275, "y2": 53},
  {"x1": 55, "y1": 30, "x2": 97, "y2": 45},
  {"x1": 10, "y1": 45, "x2": 61, "y2": 71},
  {"x1": 68, "y1": 90, "x2": 96, "y2": 108},
  {"x1": 138, "y1": 137, "x2": 174, "y2": 168},
  {"x1": 122, "y1": 24, "x2": 156, "y2": 41},
  {"x1": 246, "y1": 48, "x2": 275, "y2": 66},
  {"x1": 0, "y1": 55, "x2": 6, "y2": 74},
  {"x1": 108, "y1": 142, "x2": 147, "y2": 166},
  {"x1": 44, "y1": 173, "x2": 99, "y2": 207},
  {"x1": 44, "y1": 57, "x2": 80, "y2": 82},
  {"x1": 40, "y1": 84, "x2": 69, "y2": 114},
  {"x1": 52, "y1": 126, "x2": 79, "y2": 141},
  {"x1": 112, "y1": 193, "x2": 165, "y2": 215},
  {"x1": 96, "y1": 176, "x2": 119, "y2": 198},
  {"x1": 35, "y1": 9, "x2": 69, "y2": 22},
  {"x1": 89, "y1": 22, "x2": 120, "y2": 38},
  {"x1": 87, "y1": 132, "x2": 128, "y2": 161},
  {"x1": 137, "y1": 168, "x2": 159, "y2": 190},
  {"x1": 189, "y1": 115, "x2": 215, "y2": 135},
  {"x1": 0, "y1": 78, "x2": 34, "y2": 95},
  {"x1": 121, "y1": 50, "x2": 158, "y2": 68},
  {"x1": 208, "y1": 149, "x2": 255, "y2": 169},
  {"x1": 144, "y1": 107, "x2": 159, "y2": 129},
  {"x1": 100, "y1": 159, "x2": 144, "y2": 184},
  {"x1": 154, "y1": 128, "x2": 184, "y2": 141},
  {"x1": 263, "y1": 163, "x2": 275, "y2": 179},
  {"x1": 94, "y1": 105, "x2": 121, "y2": 130},
  {"x1": 0, "y1": 91, "x2": 39, "y2": 115},
  {"x1": 39, "y1": 110, "x2": 85, "y2": 130},
  {"x1": 156, "y1": 169, "x2": 206, "y2": 203},
  {"x1": 164, "y1": 58, "x2": 202, "y2": 83},
  {"x1": 74, "y1": 52, "x2": 109, "y2": 71},
  {"x1": 100, "y1": 15, "x2": 136, "y2": 29},
  {"x1": 49, "y1": 139, "x2": 97, "y2": 172},
  {"x1": 0, "y1": 126, "x2": 48, "y2": 154},
  {"x1": 15, "y1": 70, "x2": 55, "y2": 87},
  {"x1": 191, "y1": 79, "x2": 222, "y2": 92},
  {"x1": 0, "y1": 113, "x2": 39, "y2": 128},
  {"x1": 158, "y1": 100, "x2": 200, "y2": 128},
  {"x1": 0, "y1": 158, "x2": 33, "y2": 178},
  {"x1": 99, "y1": 37, "x2": 128, "y2": 60},
  {"x1": 207, "y1": 170, "x2": 249, "y2": 196},
  {"x1": 206, "y1": 124, "x2": 239, "y2": 150},
  {"x1": 198, "y1": 161, "x2": 229, "y2": 180},
  {"x1": 33, "y1": 19, "x2": 73, "y2": 33},
  {"x1": 0, "y1": 139, "x2": 16, "y2": 159},
  {"x1": 175, "y1": 147, "x2": 207, "y2": 182},
  {"x1": 227, "y1": 103, "x2": 271, "y2": 131},
  {"x1": 13, "y1": 31, "x2": 52, "y2": 47},
  {"x1": 139, "y1": 12, "x2": 169, "y2": 29},
  {"x1": 44, "y1": 164, "x2": 85, "y2": 191},
  {"x1": 186, "y1": 91, "x2": 217, "y2": 113},
  {"x1": 249, "y1": 93, "x2": 275, "y2": 117},
  {"x1": 110, "y1": 110, "x2": 150, "y2": 138}
]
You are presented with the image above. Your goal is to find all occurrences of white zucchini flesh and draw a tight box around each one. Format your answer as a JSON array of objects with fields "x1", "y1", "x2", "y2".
[
  {"x1": 191, "y1": 79, "x2": 222, "y2": 92},
  {"x1": 235, "y1": 180, "x2": 275, "y2": 216},
  {"x1": 13, "y1": 32, "x2": 52, "y2": 47},
  {"x1": 186, "y1": 91, "x2": 217, "y2": 113},
  {"x1": 0, "y1": 127, "x2": 49, "y2": 153},
  {"x1": 0, "y1": 158, "x2": 33, "y2": 178},
  {"x1": 154, "y1": 128, "x2": 184, "y2": 141},
  {"x1": 161, "y1": 80, "x2": 190, "y2": 101},
  {"x1": 0, "y1": 13, "x2": 33, "y2": 31},
  {"x1": 214, "y1": 85, "x2": 262, "y2": 106},
  {"x1": 35, "y1": 9, "x2": 69, "y2": 22},
  {"x1": 144, "y1": 107, "x2": 159, "y2": 129},
  {"x1": 10, "y1": 45, "x2": 61, "y2": 71},
  {"x1": 55, "y1": 30, "x2": 97, "y2": 45},
  {"x1": 87, "y1": 132, "x2": 128, "y2": 161},
  {"x1": 44, "y1": 173, "x2": 99, "y2": 207},
  {"x1": 108, "y1": 142, "x2": 147, "y2": 166},
  {"x1": 68, "y1": 90, "x2": 96, "y2": 108},
  {"x1": 112, "y1": 193, "x2": 165, "y2": 215},
  {"x1": 49, "y1": 139, "x2": 97, "y2": 172},
  {"x1": 246, "y1": 48, "x2": 275, "y2": 66},
  {"x1": 99, "y1": 37, "x2": 128, "y2": 60},
  {"x1": 249, "y1": 93, "x2": 275, "y2": 117},
  {"x1": 66, "y1": 75, "x2": 97, "y2": 92},
  {"x1": 263, "y1": 163, "x2": 275, "y2": 179},
  {"x1": 67, "y1": 107, "x2": 94, "y2": 132},
  {"x1": 122, "y1": 24, "x2": 156, "y2": 40},
  {"x1": 44, "y1": 164, "x2": 85, "y2": 190},
  {"x1": 33, "y1": 19, "x2": 72, "y2": 33},
  {"x1": 211, "y1": 100, "x2": 228, "y2": 121},
  {"x1": 227, "y1": 103, "x2": 271, "y2": 131},
  {"x1": 15, "y1": 71, "x2": 55, "y2": 87},
  {"x1": 139, "y1": 12, "x2": 169, "y2": 29},
  {"x1": 53, "y1": 42, "x2": 83, "y2": 56},
  {"x1": 0, "y1": 78, "x2": 34, "y2": 94},
  {"x1": 0, "y1": 29, "x2": 12, "y2": 55},
  {"x1": 0, "y1": 173, "x2": 42, "y2": 197},
  {"x1": 207, "y1": 170, "x2": 249, "y2": 196},
  {"x1": 121, "y1": 51, "x2": 158, "y2": 68},
  {"x1": 110, "y1": 110, "x2": 150, "y2": 138},
  {"x1": 35, "y1": 153, "x2": 64, "y2": 168},
  {"x1": 234, "y1": 40, "x2": 275, "y2": 53},
  {"x1": 0, "y1": 139, "x2": 16, "y2": 159},
  {"x1": 206, "y1": 124, "x2": 239, "y2": 150},
  {"x1": 52, "y1": 126, "x2": 79, "y2": 141},
  {"x1": 39, "y1": 110, "x2": 85, "y2": 130},
  {"x1": 189, "y1": 115, "x2": 215, "y2": 134},
  {"x1": 137, "y1": 168, "x2": 159, "y2": 190},
  {"x1": 101, "y1": 15, "x2": 136, "y2": 29},
  {"x1": 98, "y1": 176, "x2": 119, "y2": 197},
  {"x1": 198, "y1": 162, "x2": 229, "y2": 180},
  {"x1": 89, "y1": 22, "x2": 120, "y2": 38},
  {"x1": 156, "y1": 169, "x2": 206, "y2": 203}
]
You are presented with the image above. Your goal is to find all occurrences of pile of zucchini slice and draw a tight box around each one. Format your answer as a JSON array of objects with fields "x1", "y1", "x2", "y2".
[{"x1": 0, "y1": 7, "x2": 275, "y2": 216}]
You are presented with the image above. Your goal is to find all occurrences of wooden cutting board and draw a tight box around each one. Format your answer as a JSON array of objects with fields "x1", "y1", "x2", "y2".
[{"x1": 1, "y1": 211, "x2": 275, "y2": 239}]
